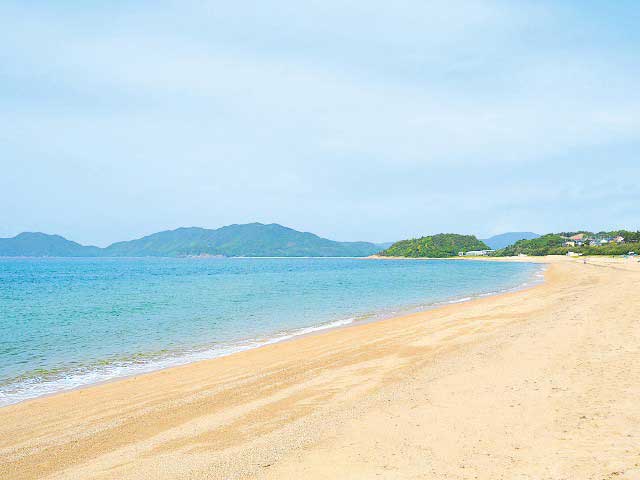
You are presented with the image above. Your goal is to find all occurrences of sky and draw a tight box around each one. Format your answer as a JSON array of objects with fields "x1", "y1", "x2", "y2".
[{"x1": 1, "y1": 1, "x2": 639, "y2": 246}]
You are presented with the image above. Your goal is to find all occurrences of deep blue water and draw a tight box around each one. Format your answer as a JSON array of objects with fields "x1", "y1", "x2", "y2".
[{"x1": 0, "y1": 257, "x2": 542, "y2": 405}]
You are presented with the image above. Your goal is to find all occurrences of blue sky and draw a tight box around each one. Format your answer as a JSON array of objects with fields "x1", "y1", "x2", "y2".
[{"x1": 1, "y1": 1, "x2": 639, "y2": 245}]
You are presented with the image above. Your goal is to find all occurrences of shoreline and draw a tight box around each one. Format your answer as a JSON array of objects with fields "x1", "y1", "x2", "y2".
[
  {"x1": 2, "y1": 255, "x2": 639, "y2": 479},
  {"x1": 366, "y1": 253, "x2": 549, "y2": 261},
  {"x1": 0, "y1": 259, "x2": 546, "y2": 408}
]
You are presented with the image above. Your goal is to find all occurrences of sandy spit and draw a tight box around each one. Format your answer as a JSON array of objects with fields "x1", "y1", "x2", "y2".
[{"x1": 1, "y1": 255, "x2": 639, "y2": 479}]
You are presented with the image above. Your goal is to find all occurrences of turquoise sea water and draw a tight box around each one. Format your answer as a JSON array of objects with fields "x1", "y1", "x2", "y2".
[{"x1": 0, "y1": 257, "x2": 543, "y2": 406}]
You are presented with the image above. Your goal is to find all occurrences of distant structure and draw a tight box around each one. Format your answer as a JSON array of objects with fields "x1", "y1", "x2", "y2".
[
  {"x1": 561, "y1": 233, "x2": 625, "y2": 248},
  {"x1": 459, "y1": 250, "x2": 495, "y2": 257}
]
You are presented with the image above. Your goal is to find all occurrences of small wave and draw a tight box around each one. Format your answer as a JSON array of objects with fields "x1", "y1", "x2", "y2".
[
  {"x1": 479, "y1": 291, "x2": 499, "y2": 297},
  {"x1": 446, "y1": 297, "x2": 473, "y2": 304}
]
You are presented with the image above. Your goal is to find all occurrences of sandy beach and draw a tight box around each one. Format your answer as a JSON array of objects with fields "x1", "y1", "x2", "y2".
[{"x1": 2, "y1": 255, "x2": 639, "y2": 479}]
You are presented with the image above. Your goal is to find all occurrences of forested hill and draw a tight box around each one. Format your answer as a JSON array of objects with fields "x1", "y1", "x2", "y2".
[
  {"x1": 103, "y1": 223, "x2": 385, "y2": 257},
  {"x1": 379, "y1": 234, "x2": 489, "y2": 258}
]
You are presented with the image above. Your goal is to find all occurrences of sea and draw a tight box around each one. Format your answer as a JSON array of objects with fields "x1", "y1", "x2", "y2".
[{"x1": 0, "y1": 257, "x2": 543, "y2": 406}]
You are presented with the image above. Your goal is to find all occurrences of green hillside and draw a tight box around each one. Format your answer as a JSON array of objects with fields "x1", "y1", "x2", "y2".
[
  {"x1": 379, "y1": 234, "x2": 489, "y2": 258},
  {"x1": 495, "y1": 234, "x2": 566, "y2": 256},
  {"x1": 0, "y1": 224, "x2": 386, "y2": 258},
  {"x1": 103, "y1": 223, "x2": 384, "y2": 257}
]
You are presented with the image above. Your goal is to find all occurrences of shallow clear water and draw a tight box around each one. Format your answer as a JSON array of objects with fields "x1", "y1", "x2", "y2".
[{"x1": 0, "y1": 257, "x2": 542, "y2": 406}]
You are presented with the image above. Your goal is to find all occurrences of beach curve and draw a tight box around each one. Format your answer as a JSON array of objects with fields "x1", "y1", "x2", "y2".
[{"x1": 1, "y1": 255, "x2": 639, "y2": 479}]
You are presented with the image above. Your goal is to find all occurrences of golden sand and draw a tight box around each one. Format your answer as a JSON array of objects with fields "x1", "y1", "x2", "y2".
[{"x1": 1, "y1": 255, "x2": 639, "y2": 479}]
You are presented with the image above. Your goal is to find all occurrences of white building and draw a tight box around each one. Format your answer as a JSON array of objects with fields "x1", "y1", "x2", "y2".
[{"x1": 462, "y1": 250, "x2": 495, "y2": 256}]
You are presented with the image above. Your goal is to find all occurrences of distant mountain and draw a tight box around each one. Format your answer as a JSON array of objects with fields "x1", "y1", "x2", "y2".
[
  {"x1": 104, "y1": 223, "x2": 385, "y2": 257},
  {"x1": 0, "y1": 232, "x2": 101, "y2": 257},
  {"x1": 481, "y1": 232, "x2": 540, "y2": 250},
  {"x1": 0, "y1": 224, "x2": 387, "y2": 258},
  {"x1": 380, "y1": 233, "x2": 489, "y2": 258}
]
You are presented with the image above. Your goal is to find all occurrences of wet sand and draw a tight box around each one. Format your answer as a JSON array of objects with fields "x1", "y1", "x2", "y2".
[{"x1": 1, "y1": 255, "x2": 639, "y2": 479}]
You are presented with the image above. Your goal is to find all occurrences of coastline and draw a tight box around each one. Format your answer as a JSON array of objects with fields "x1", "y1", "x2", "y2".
[
  {"x1": 2, "y1": 255, "x2": 640, "y2": 479},
  {"x1": 0, "y1": 258, "x2": 543, "y2": 408},
  {"x1": 366, "y1": 253, "x2": 549, "y2": 262}
]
